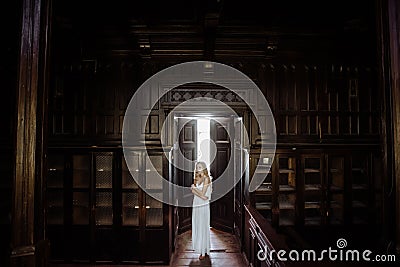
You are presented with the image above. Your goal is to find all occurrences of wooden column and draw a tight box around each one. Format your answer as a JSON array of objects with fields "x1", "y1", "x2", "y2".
[
  {"x1": 11, "y1": 0, "x2": 51, "y2": 265},
  {"x1": 378, "y1": 0, "x2": 400, "y2": 255},
  {"x1": 387, "y1": 0, "x2": 400, "y2": 255}
]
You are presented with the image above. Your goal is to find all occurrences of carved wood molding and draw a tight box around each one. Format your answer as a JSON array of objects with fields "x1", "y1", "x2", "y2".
[{"x1": 163, "y1": 88, "x2": 245, "y2": 106}]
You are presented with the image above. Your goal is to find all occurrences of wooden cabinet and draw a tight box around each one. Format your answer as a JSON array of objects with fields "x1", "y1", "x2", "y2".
[
  {"x1": 250, "y1": 153, "x2": 274, "y2": 223},
  {"x1": 277, "y1": 154, "x2": 297, "y2": 226},
  {"x1": 251, "y1": 148, "x2": 380, "y2": 228},
  {"x1": 46, "y1": 148, "x2": 170, "y2": 264},
  {"x1": 326, "y1": 155, "x2": 345, "y2": 225},
  {"x1": 301, "y1": 154, "x2": 324, "y2": 226},
  {"x1": 350, "y1": 153, "x2": 373, "y2": 224}
]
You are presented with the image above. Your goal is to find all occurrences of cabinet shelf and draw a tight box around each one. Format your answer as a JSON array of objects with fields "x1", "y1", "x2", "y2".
[
  {"x1": 279, "y1": 169, "x2": 295, "y2": 174},
  {"x1": 305, "y1": 184, "x2": 321, "y2": 191},
  {"x1": 279, "y1": 202, "x2": 295, "y2": 210},
  {"x1": 279, "y1": 217, "x2": 295, "y2": 226},
  {"x1": 329, "y1": 201, "x2": 343, "y2": 209},
  {"x1": 352, "y1": 184, "x2": 368, "y2": 190},
  {"x1": 304, "y1": 168, "x2": 320, "y2": 173},
  {"x1": 255, "y1": 170, "x2": 271, "y2": 174},
  {"x1": 352, "y1": 200, "x2": 368, "y2": 208},
  {"x1": 257, "y1": 187, "x2": 272, "y2": 193},
  {"x1": 258, "y1": 163, "x2": 272, "y2": 168},
  {"x1": 279, "y1": 185, "x2": 295, "y2": 192},
  {"x1": 305, "y1": 202, "x2": 320, "y2": 209},
  {"x1": 304, "y1": 217, "x2": 321, "y2": 225},
  {"x1": 256, "y1": 203, "x2": 272, "y2": 210}
]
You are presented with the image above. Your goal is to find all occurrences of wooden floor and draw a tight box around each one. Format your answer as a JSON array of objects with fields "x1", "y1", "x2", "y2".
[
  {"x1": 50, "y1": 227, "x2": 248, "y2": 267},
  {"x1": 170, "y1": 228, "x2": 247, "y2": 266}
]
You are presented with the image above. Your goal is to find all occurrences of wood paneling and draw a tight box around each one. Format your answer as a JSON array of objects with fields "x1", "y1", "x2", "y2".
[
  {"x1": 210, "y1": 119, "x2": 234, "y2": 233},
  {"x1": 250, "y1": 63, "x2": 379, "y2": 146},
  {"x1": 176, "y1": 119, "x2": 197, "y2": 233},
  {"x1": 41, "y1": 0, "x2": 387, "y2": 264},
  {"x1": 387, "y1": 0, "x2": 400, "y2": 255},
  {"x1": 46, "y1": 149, "x2": 170, "y2": 264},
  {"x1": 11, "y1": 0, "x2": 51, "y2": 265}
]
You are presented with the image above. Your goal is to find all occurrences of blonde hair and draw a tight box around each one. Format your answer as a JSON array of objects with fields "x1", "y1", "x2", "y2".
[{"x1": 193, "y1": 161, "x2": 213, "y2": 193}]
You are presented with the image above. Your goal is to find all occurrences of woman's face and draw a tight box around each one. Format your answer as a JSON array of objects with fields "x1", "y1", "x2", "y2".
[{"x1": 196, "y1": 164, "x2": 204, "y2": 172}]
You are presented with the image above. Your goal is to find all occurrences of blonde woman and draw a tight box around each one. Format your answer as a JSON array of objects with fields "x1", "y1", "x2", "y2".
[{"x1": 191, "y1": 161, "x2": 213, "y2": 260}]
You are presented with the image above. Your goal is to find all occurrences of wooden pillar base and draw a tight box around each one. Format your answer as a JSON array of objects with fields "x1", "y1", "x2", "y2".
[{"x1": 10, "y1": 240, "x2": 50, "y2": 267}]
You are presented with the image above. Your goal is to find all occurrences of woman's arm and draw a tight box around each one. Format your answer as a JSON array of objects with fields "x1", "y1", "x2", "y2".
[
  {"x1": 191, "y1": 185, "x2": 208, "y2": 200},
  {"x1": 191, "y1": 178, "x2": 210, "y2": 197}
]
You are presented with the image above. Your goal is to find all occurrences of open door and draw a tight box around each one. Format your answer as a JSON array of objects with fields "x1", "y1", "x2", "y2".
[
  {"x1": 210, "y1": 118, "x2": 234, "y2": 232},
  {"x1": 175, "y1": 118, "x2": 197, "y2": 233},
  {"x1": 173, "y1": 116, "x2": 240, "y2": 234}
]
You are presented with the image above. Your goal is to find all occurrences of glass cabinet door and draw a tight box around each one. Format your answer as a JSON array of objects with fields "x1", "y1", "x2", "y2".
[
  {"x1": 277, "y1": 155, "x2": 296, "y2": 226},
  {"x1": 95, "y1": 153, "x2": 113, "y2": 226},
  {"x1": 351, "y1": 154, "x2": 370, "y2": 224},
  {"x1": 327, "y1": 156, "x2": 345, "y2": 225},
  {"x1": 253, "y1": 154, "x2": 273, "y2": 222},
  {"x1": 122, "y1": 153, "x2": 140, "y2": 226},
  {"x1": 71, "y1": 154, "x2": 92, "y2": 261},
  {"x1": 302, "y1": 155, "x2": 323, "y2": 225},
  {"x1": 47, "y1": 154, "x2": 65, "y2": 225},
  {"x1": 72, "y1": 155, "x2": 91, "y2": 225},
  {"x1": 145, "y1": 155, "x2": 164, "y2": 227},
  {"x1": 46, "y1": 153, "x2": 66, "y2": 260}
]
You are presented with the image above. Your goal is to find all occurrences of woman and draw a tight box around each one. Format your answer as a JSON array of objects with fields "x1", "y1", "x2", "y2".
[{"x1": 191, "y1": 161, "x2": 212, "y2": 260}]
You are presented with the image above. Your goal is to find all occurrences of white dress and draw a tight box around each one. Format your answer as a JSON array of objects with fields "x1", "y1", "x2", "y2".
[{"x1": 191, "y1": 179, "x2": 212, "y2": 255}]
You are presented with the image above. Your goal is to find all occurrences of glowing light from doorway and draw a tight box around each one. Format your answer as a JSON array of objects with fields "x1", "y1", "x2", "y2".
[{"x1": 197, "y1": 118, "x2": 210, "y2": 167}]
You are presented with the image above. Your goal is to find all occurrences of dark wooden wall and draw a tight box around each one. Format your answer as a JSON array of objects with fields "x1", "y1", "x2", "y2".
[
  {"x1": 5, "y1": 0, "x2": 399, "y2": 265},
  {"x1": 48, "y1": 62, "x2": 380, "y2": 145},
  {"x1": 46, "y1": 2, "x2": 379, "y2": 146},
  {"x1": 384, "y1": 0, "x2": 400, "y2": 255}
]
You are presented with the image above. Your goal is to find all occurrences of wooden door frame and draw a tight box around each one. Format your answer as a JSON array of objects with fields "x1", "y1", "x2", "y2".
[{"x1": 171, "y1": 111, "x2": 245, "y2": 235}]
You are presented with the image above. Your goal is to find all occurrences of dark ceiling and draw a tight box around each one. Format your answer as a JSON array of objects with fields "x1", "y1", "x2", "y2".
[{"x1": 53, "y1": 0, "x2": 377, "y2": 62}]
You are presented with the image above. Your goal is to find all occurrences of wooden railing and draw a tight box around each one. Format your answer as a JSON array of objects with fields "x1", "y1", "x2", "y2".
[
  {"x1": 244, "y1": 204, "x2": 288, "y2": 267},
  {"x1": 243, "y1": 205, "x2": 389, "y2": 267}
]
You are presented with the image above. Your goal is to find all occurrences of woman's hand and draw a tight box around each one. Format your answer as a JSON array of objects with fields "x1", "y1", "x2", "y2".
[
  {"x1": 191, "y1": 184, "x2": 195, "y2": 194},
  {"x1": 201, "y1": 196, "x2": 208, "y2": 200}
]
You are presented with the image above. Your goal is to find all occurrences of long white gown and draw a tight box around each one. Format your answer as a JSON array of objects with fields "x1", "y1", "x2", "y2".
[{"x1": 191, "y1": 179, "x2": 212, "y2": 255}]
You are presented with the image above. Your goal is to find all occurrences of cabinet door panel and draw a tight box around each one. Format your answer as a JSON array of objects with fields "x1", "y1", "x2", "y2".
[
  {"x1": 73, "y1": 155, "x2": 91, "y2": 189},
  {"x1": 73, "y1": 192, "x2": 90, "y2": 225},
  {"x1": 122, "y1": 192, "x2": 139, "y2": 226},
  {"x1": 95, "y1": 192, "x2": 113, "y2": 225},
  {"x1": 145, "y1": 193, "x2": 163, "y2": 227},
  {"x1": 302, "y1": 155, "x2": 323, "y2": 226},
  {"x1": 327, "y1": 156, "x2": 345, "y2": 225},
  {"x1": 95, "y1": 154, "x2": 113, "y2": 189}
]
